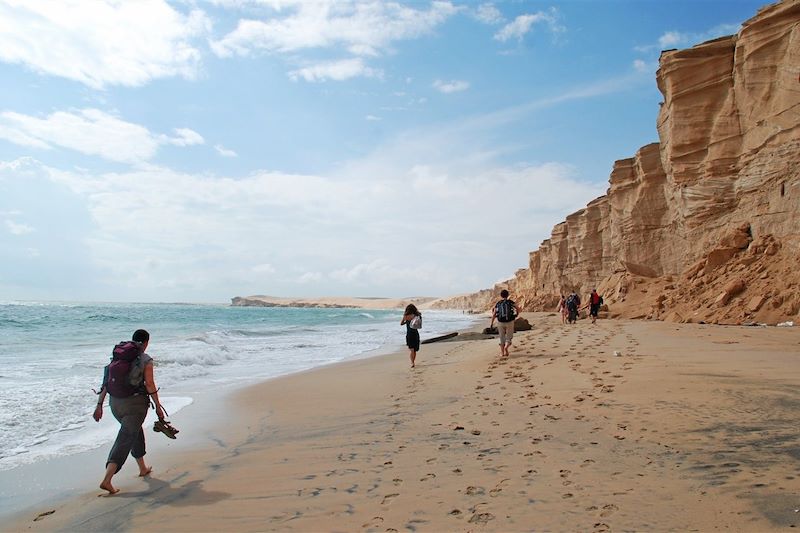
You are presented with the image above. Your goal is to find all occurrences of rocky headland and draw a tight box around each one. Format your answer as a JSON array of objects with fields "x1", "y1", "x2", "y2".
[
  {"x1": 435, "y1": 0, "x2": 800, "y2": 325},
  {"x1": 231, "y1": 295, "x2": 440, "y2": 310}
]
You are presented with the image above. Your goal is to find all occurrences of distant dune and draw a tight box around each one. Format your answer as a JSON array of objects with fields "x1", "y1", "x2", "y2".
[{"x1": 230, "y1": 295, "x2": 442, "y2": 310}]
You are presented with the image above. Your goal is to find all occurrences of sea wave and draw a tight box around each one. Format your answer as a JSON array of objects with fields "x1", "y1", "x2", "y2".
[
  {"x1": 84, "y1": 313, "x2": 125, "y2": 322},
  {"x1": 214, "y1": 328, "x2": 292, "y2": 338}
]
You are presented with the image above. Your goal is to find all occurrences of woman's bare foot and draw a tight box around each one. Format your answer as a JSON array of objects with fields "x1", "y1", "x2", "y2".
[
  {"x1": 99, "y1": 481, "x2": 119, "y2": 495},
  {"x1": 138, "y1": 466, "x2": 153, "y2": 477}
]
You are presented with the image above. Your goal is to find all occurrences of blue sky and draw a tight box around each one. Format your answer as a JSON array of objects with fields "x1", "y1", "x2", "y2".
[{"x1": 0, "y1": 0, "x2": 765, "y2": 303}]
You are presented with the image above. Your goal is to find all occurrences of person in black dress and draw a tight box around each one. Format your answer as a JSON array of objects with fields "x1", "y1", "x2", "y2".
[{"x1": 401, "y1": 304, "x2": 421, "y2": 368}]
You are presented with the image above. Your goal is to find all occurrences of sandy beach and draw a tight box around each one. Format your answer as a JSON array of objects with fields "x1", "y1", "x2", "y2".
[{"x1": 8, "y1": 313, "x2": 800, "y2": 532}]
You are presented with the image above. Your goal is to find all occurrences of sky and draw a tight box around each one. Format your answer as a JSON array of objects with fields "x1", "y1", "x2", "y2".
[{"x1": 0, "y1": 0, "x2": 766, "y2": 303}]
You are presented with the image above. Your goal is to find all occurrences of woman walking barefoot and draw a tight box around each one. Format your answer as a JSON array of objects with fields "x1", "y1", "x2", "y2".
[
  {"x1": 94, "y1": 329, "x2": 166, "y2": 495},
  {"x1": 401, "y1": 304, "x2": 422, "y2": 368}
]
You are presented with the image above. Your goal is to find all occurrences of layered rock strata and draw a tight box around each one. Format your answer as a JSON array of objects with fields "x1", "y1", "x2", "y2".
[{"x1": 435, "y1": 0, "x2": 800, "y2": 325}]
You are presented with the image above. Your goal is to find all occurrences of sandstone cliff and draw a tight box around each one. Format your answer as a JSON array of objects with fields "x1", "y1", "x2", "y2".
[{"x1": 436, "y1": 0, "x2": 800, "y2": 325}]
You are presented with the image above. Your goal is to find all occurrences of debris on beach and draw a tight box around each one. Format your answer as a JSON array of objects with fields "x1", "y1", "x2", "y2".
[{"x1": 33, "y1": 510, "x2": 55, "y2": 522}]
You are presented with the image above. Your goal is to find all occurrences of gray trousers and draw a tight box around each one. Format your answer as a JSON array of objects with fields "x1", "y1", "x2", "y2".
[{"x1": 107, "y1": 395, "x2": 150, "y2": 472}]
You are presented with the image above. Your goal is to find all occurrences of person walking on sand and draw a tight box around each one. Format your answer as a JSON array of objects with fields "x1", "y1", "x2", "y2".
[
  {"x1": 582, "y1": 288, "x2": 603, "y2": 324},
  {"x1": 401, "y1": 304, "x2": 422, "y2": 368},
  {"x1": 93, "y1": 329, "x2": 166, "y2": 495},
  {"x1": 490, "y1": 289, "x2": 522, "y2": 357},
  {"x1": 557, "y1": 295, "x2": 568, "y2": 325}
]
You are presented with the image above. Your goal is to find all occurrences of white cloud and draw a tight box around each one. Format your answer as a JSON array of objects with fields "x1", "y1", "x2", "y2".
[
  {"x1": 5, "y1": 220, "x2": 34, "y2": 235},
  {"x1": 433, "y1": 79, "x2": 470, "y2": 94},
  {"x1": 633, "y1": 59, "x2": 649, "y2": 73},
  {"x1": 0, "y1": 123, "x2": 51, "y2": 150},
  {"x1": 214, "y1": 144, "x2": 238, "y2": 157},
  {"x1": 494, "y1": 9, "x2": 562, "y2": 43},
  {"x1": 8, "y1": 144, "x2": 599, "y2": 298},
  {"x1": 0, "y1": 109, "x2": 204, "y2": 163},
  {"x1": 475, "y1": 4, "x2": 503, "y2": 25},
  {"x1": 496, "y1": 14, "x2": 540, "y2": 42},
  {"x1": 164, "y1": 128, "x2": 205, "y2": 147},
  {"x1": 0, "y1": 156, "x2": 41, "y2": 174},
  {"x1": 348, "y1": 43, "x2": 380, "y2": 57},
  {"x1": 0, "y1": 76, "x2": 622, "y2": 299},
  {"x1": 330, "y1": 259, "x2": 452, "y2": 287},
  {"x1": 288, "y1": 58, "x2": 381, "y2": 82},
  {"x1": 252, "y1": 263, "x2": 275, "y2": 274},
  {"x1": 365, "y1": 115, "x2": 381, "y2": 121},
  {"x1": 658, "y1": 31, "x2": 683, "y2": 49},
  {"x1": 0, "y1": 1, "x2": 209, "y2": 89},
  {"x1": 211, "y1": 1, "x2": 459, "y2": 58},
  {"x1": 297, "y1": 271, "x2": 323, "y2": 284}
]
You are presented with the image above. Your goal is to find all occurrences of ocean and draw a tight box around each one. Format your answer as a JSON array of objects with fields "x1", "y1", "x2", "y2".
[{"x1": 0, "y1": 301, "x2": 476, "y2": 472}]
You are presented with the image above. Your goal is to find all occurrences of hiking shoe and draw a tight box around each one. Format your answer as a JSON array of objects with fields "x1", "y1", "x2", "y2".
[{"x1": 153, "y1": 419, "x2": 179, "y2": 439}]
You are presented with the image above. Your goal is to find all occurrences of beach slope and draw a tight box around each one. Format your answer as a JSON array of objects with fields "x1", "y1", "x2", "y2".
[{"x1": 12, "y1": 314, "x2": 800, "y2": 531}]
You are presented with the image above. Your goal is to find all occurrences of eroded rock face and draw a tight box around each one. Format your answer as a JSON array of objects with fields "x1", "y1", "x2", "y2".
[{"x1": 434, "y1": 1, "x2": 800, "y2": 325}]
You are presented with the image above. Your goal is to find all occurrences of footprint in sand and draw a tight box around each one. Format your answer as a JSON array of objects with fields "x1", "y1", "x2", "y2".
[
  {"x1": 463, "y1": 510, "x2": 494, "y2": 525},
  {"x1": 465, "y1": 486, "x2": 486, "y2": 496},
  {"x1": 420, "y1": 473, "x2": 436, "y2": 481},
  {"x1": 489, "y1": 479, "x2": 510, "y2": 497},
  {"x1": 600, "y1": 503, "x2": 618, "y2": 517},
  {"x1": 381, "y1": 493, "x2": 399, "y2": 505},
  {"x1": 298, "y1": 487, "x2": 324, "y2": 497},
  {"x1": 361, "y1": 516, "x2": 384, "y2": 529}
]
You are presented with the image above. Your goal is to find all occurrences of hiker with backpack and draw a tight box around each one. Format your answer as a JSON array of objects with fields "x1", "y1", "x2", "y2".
[
  {"x1": 582, "y1": 288, "x2": 604, "y2": 324},
  {"x1": 490, "y1": 289, "x2": 522, "y2": 357},
  {"x1": 93, "y1": 329, "x2": 171, "y2": 494},
  {"x1": 565, "y1": 291, "x2": 581, "y2": 324}
]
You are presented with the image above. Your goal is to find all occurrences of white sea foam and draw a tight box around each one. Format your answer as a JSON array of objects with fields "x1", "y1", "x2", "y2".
[{"x1": 0, "y1": 397, "x2": 193, "y2": 471}]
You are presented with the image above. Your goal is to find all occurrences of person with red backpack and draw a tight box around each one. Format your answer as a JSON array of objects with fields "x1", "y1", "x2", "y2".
[
  {"x1": 583, "y1": 289, "x2": 604, "y2": 324},
  {"x1": 93, "y1": 329, "x2": 170, "y2": 494}
]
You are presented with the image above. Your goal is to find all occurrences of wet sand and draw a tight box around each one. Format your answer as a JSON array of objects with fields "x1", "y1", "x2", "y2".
[{"x1": 10, "y1": 313, "x2": 800, "y2": 531}]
